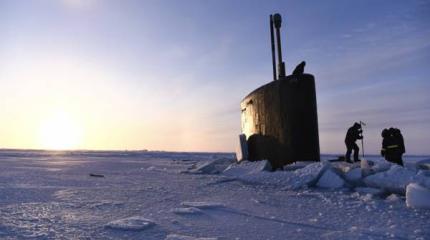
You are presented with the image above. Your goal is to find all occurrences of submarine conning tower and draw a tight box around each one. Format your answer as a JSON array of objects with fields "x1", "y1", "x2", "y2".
[{"x1": 240, "y1": 13, "x2": 320, "y2": 168}]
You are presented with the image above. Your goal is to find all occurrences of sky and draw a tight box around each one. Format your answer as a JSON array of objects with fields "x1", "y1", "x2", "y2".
[{"x1": 0, "y1": 0, "x2": 429, "y2": 154}]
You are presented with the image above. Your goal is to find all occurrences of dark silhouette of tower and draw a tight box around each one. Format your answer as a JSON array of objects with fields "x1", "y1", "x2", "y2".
[{"x1": 240, "y1": 13, "x2": 320, "y2": 168}]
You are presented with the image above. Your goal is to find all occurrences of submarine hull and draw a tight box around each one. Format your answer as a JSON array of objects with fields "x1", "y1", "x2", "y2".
[{"x1": 240, "y1": 74, "x2": 320, "y2": 168}]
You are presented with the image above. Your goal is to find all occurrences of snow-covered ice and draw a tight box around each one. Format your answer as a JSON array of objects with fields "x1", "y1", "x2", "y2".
[
  {"x1": 316, "y1": 169, "x2": 345, "y2": 189},
  {"x1": 416, "y1": 158, "x2": 430, "y2": 170},
  {"x1": 385, "y1": 194, "x2": 401, "y2": 203},
  {"x1": 344, "y1": 167, "x2": 362, "y2": 184},
  {"x1": 406, "y1": 183, "x2": 430, "y2": 209},
  {"x1": 290, "y1": 161, "x2": 329, "y2": 189},
  {"x1": 354, "y1": 187, "x2": 384, "y2": 196},
  {"x1": 364, "y1": 165, "x2": 418, "y2": 194},
  {"x1": 165, "y1": 234, "x2": 217, "y2": 240},
  {"x1": 186, "y1": 158, "x2": 233, "y2": 174},
  {"x1": 371, "y1": 160, "x2": 393, "y2": 173},
  {"x1": 222, "y1": 159, "x2": 272, "y2": 177},
  {"x1": 105, "y1": 216, "x2": 155, "y2": 231},
  {"x1": 180, "y1": 201, "x2": 224, "y2": 209},
  {"x1": 171, "y1": 207, "x2": 203, "y2": 215},
  {"x1": 0, "y1": 150, "x2": 430, "y2": 239}
]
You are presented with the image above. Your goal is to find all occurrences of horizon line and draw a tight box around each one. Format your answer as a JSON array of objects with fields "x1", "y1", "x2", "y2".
[{"x1": 0, "y1": 148, "x2": 429, "y2": 157}]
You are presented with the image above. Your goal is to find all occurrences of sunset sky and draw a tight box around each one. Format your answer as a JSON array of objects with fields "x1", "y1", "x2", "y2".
[{"x1": 1, "y1": 0, "x2": 429, "y2": 154}]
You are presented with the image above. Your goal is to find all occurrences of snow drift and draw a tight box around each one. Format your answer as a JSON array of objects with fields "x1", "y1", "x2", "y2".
[{"x1": 105, "y1": 216, "x2": 155, "y2": 231}]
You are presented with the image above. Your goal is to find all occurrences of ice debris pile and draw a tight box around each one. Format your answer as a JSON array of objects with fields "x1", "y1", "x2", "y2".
[{"x1": 184, "y1": 157, "x2": 430, "y2": 209}]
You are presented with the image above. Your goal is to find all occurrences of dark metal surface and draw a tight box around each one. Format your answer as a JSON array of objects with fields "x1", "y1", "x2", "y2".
[
  {"x1": 270, "y1": 15, "x2": 277, "y2": 81},
  {"x1": 240, "y1": 74, "x2": 320, "y2": 168},
  {"x1": 273, "y1": 13, "x2": 286, "y2": 78},
  {"x1": 273, "y1": 13, "x2": 282, "y2": 28}
]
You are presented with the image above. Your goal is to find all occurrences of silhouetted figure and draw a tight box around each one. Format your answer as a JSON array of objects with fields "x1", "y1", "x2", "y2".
[
  {"x1": 292, "y1": 61, "x2": 306, "y2": 75},
  {"x1": 381, "y1": 128, "x2": 389, "y2": 157},
  {"x1": 345, "y1": 122, "x2": 362, "y2": 162},
  {"x1": 393, "y1": 128, "x2": 405, "y2": 166},
  {"x1": 382, "y1": 128, "x2": 405, "y2": 166},
  {"x1": 381, "y1": 128, "x2": 405, "y2": 166},
  {"x1": 395, "y1": 128, "x2": 405, "y2": 151}
]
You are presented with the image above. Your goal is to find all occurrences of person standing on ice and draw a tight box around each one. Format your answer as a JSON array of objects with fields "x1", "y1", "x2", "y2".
[
  {"x1": 344, "y1": 122, "x2": 363, "y2": 163},
  {"x1": 381, "y1": 128, "x2": 389, "y2": 157},
  {"x1": 393, "y1": 128, "x2": 405, "y2": 166},
  {"x1": 381, "y1": 128, "x2": 405, "y2": 166}
]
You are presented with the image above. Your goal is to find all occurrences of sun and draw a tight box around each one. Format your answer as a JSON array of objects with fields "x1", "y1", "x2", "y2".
[{"x1": 38, "y1": 111, "x2": 83, "y2": 150}]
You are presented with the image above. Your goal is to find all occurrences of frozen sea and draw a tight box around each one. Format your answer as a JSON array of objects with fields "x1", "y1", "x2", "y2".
[{"x1": 0, "y1": 149, "x2": 429, "y2": 239}]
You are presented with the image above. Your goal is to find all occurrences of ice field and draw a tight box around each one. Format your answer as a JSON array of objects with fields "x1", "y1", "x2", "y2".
[{"x1": 0, "y1": 150, "x2": 429, "y2": 239}]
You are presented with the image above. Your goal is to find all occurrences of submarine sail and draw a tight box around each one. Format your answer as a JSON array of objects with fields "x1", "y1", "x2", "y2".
[{"x1": 240, "y1": 13, "x2": 320, "y2": 168}]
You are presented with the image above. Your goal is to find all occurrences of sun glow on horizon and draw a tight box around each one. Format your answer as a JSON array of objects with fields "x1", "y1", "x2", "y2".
[{"x1": 38, "y1": 111, "x2": 83, "y2": 150}]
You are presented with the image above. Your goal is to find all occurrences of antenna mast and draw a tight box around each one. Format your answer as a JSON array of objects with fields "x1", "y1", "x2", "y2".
[
  {"x1": 270, "y1": 15, "x2": 277, "y2": 81},
  {"x1": 272, "y1": 13, "x2": 286, "y2": 79}
]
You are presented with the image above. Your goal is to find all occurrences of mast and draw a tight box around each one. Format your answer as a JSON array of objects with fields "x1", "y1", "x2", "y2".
[
  {"x1": 270, "y1": 15, "x2": 277, "y2": 81},
  {"x1": 273, "y1": 13, "x2": 286, "y2": 78}
]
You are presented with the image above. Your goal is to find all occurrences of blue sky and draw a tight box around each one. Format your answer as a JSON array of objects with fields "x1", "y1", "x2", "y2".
[{"x1": 0, "y1": 0, "x2": 429, "y2": 154}]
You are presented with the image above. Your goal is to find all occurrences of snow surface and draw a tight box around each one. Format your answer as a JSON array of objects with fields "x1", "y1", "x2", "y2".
[
  {"x1": 105, "y1": 216, "x2": 155, "y2": 231},
  {"x1": 181, "y1": 201, "x2": 225, "y2": 209},
  {"x1": 165, "y1": 234, "x2": 217, "y2": 240},
  {"x1": 0, "y1": 150, "x2": 430, "y2": 239},
  {"x1": 354, "y1": 187, "x2": 384, "y2": 196},
  {"x1": 171, "y1": 207, "x2": 203, "y2": 215}
]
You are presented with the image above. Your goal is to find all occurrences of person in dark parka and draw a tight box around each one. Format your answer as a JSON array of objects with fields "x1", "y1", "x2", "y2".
[
  {"x1": 345, "y1": 122, "x2": 363, "y2": 162},
  {"x1": 392, "y1": 128, "x2": 405, "y2": 166},
  {"x1": 381, "y1": 128, "x2": 405, "y2": 166},
  {"x1": 381, "y1": 128, "x2": 391, "y2": 161}
]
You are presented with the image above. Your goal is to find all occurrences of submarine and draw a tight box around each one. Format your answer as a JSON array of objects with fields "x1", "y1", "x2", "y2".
[{"x1": 239, "y1": 13, "x2": 320, "y2": 169}]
